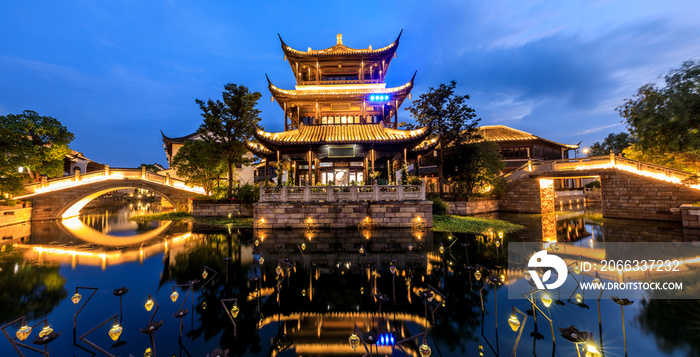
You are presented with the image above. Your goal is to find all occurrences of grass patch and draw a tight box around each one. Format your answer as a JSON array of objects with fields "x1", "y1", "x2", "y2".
[
  {"x1": 432, "y1": 215, "x2": 525, "y2": 234},
  {"x1": 193, "y1": 217, "x2": 253, "y2": 228},
  {"x1": 129, "y1": 211, "x2": 192, "y2": 222},
  {"x1": 129, "y1": 211, "x2": 253, "y2": 228}
]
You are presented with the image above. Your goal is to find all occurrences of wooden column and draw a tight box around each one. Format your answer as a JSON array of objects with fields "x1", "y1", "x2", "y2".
[
  {"x1": 387, "y1": 159, "x2": 392, "y2": 184},
  {"x1": 284, "y1": 102, "x2": 288, "y2": 131},
  {"x1": 316, "y1": 60, "x2": 320, "y2": 83},
  {"x1": 307, "y1": 149, "x2": 312, "y2": 186},
  {"x1": 297, "y1": 106, "x2": 300, "y2": 127},
  {"x1": 362, "y1": 101, "x2": 366, "y2": 123},
  {"x1": 361, "y1": 60, "x2": 364, "y2": 83},
  {"x1": 314, "y1": 158, "x2": 319, "y2": 185},
  {"x1": 371, "y1": 147, "x2": 375, "y2": 173},
  {"x1": 403, "y1": 148, "x2": 407, "y2": 167},
  {"x1": 315, "y1": 100, "x2": 319, "y2": 124},
  {"x1": 264, "y1": 159, "x2": 268, "y2": 183},
  {"x1": 394, "y1": 99, "x2": 399, "y2": 129},
  {"x1": 416, "y1": 155, "x2": 421, "y2": 177}
]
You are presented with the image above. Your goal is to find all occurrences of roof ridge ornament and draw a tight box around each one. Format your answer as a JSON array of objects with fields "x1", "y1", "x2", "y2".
[{"x1": 337, "y1": 33, "x2": 342, "y2": 45}]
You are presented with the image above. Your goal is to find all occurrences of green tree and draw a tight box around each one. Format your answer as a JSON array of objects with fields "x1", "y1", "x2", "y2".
[
  {"x1": 617, "y1": 60, "x2": 700, "y2": 172},
  {"x1": 0, "y1": 111, "x2": 74, "y2": 200},
  {"x1": 588, "y1": 132, "x2": 633, "y2": 157},
  {"x1": 442, "y1": 141, "x2": 504, "y2": 198},
  {"x1": 404, "y1": 81, "x2": 480, "y2": 195},
  {"x1": 171, "y1": 140, "x2": 226, "y2": 196},
  {"x1": 197, "y1": 83, "x2": 262, "y2": 198}
]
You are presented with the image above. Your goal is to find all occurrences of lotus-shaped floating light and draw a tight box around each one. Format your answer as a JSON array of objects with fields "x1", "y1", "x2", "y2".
[
  {"x1": 508, "y1": 314, "x2": 521, "y2": 332},
  {"x1": 108, "y1": 323, "x2": 122, "y2": 341},
  {"x1": 16, "y1": 325, "x2": 32, "y2": 341},
  {"x1": 558, "y1": 325, "x2": 592, "y2": 344},
  {"x1": 170, "y1": 291, "x2": 179, "y2": 302},
  {"x1": 258, "y1": 256, "x2": 264, "y2": 265},
  {"x1": 38, "y1": 324, "x2": 53, "y2": 338},
  {"x1": 145, "y1": 299, "x2": 154, "y2": 311},
  {"x1": 71, "y1": 292, "x2": 82, "y2": 305},
  {"x1": 276, "y1": 265, "x2": 283, "y2": 275},
  {"x1": 390, "y1": 266, "x2": 397, "y2": 275},
  {"x1": 349, "y1": 333, "x2": 360, "y2": 351},
  {"x1": 575, "y1": 293, "x2": 583, "y2": 303},
  {"x1": 230, "y1": 305, "x2": 240, "y2": 319},
  {"x1": 419, "y1": 343, "x2": 432, "y2": 357},
  {"x1": 301, "y1": 243, "x2": 306, "y2": 251},
  {"x1": 474, "y1": 270, "x2": 483, "y2": 281},
  {"x1": 202, "y1": 269, "x2": 209, "y2": 279},
  {"x1": 541, "y1": 293, "x2": 553, "y2": 308}
]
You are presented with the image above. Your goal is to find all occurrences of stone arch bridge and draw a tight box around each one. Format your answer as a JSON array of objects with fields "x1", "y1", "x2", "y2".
[
  {"x1": 16, "y1": 166, "x2": 204, "y2": 221},
  {"x1": 501, "y1": 153, "x2": 700, "y2": 222}
]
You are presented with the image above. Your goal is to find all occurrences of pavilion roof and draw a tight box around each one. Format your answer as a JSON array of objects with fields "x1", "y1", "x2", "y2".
[
  {"x1": 245, "y1": 139, "x2": 275, "y2": 158},
  {"x1": 410, "y1": 135, "x2": 440, "y2": 153},
  {"x1": 253, "y1": 121, "x2": 431, "y2": 147},
  {"x1": 476, "y1": 125, "x2": 579, "y2": 149},
  {"x1": 161, "y1": 130, "x2": 200, "y2": 144},
  {"x1": 267, "y1": 72, "x2": 414, "y2": 99},
  {"x1": 279, "y1": 31, "x2": 401, "y2": 60}
]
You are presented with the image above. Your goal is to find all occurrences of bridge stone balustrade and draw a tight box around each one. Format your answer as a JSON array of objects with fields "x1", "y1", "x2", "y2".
[{"x1": 16, "y1": 167, "x2": 203, "y2": 221}]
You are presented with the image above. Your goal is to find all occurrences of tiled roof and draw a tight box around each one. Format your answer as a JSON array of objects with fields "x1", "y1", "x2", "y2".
[
  {"x1": 254, "y1": 122, "x2": 430, "y2": 146},
  {"x1": 267, "y1": 73, "x2": 414, "y2": 98},
  {"x1": 279, "y1": 31, "x2": 401, "y2": 59},
  {"x1": 161, "y1": 130, "x2": 200, "y2": 144},
  {"x1": 477, "y1": 125, "x2": 578, "y2": 149}
]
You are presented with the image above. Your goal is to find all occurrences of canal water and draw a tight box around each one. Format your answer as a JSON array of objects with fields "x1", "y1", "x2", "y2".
[{"x1": 0, "y1": 203, "x2": 698, "y2": 356}]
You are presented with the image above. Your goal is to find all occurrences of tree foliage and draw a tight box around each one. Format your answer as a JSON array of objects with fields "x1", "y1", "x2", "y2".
[
  {"x1": 0, "y1": 110, "x2": 74, "y2": 200},
  {"x1": 617, "y1": 60, "x2": 700, "y2": 172},
  {"x1": 171, "y1": 140, "x2": 226, "y2": 195},
  {"x1": 197, "y1": 83, "x2": 262, "y2": 198},
  {"x1": 442, "y1": 141, "x2": 505, "y2": 198},
  {"x1": 404, "y1": 81, "x2": 480, "y2": 194},
  {"x1": 588, "y1": 132, "x2": 633, "y2": 157}
]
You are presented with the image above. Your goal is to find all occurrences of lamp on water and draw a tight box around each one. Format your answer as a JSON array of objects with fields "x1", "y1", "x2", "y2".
[{"x1": 108, "y1": 322, "x2": 122, "y2": 341}]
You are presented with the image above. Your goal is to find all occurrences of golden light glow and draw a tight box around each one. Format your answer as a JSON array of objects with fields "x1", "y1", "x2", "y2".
[
  {"x1": 108, "y1": 323, "x2": 123, "y2": 341},
  {"x1": 16, "y1": 325, "x2": 31, "y2": 341},
  {"x1": 541, "y1": 293, "x2": 553, "y2": 308},
  {"x1": 170, "y1": 291, "x2": 179, "y2": 302},
  {"x1": 72, "y1": 292, "x2": 82, "y2": 304},
  {"x1": 145, "y1": 299, "x2": 154, "y2": 311},
  {"x1": 508, "y1": 315, "x2": 521, "y2": 332},
  {"x1": 38, "y1": 325, "x2": 53, "y2": 338}
]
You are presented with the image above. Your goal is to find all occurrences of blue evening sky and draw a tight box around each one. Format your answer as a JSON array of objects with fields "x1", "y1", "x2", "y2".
[{"x1": 1, "y1": 1, "x2": 698, "y2": 167}]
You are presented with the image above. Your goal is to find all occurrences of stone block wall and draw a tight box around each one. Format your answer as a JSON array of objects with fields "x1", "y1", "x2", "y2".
[
  {"x1": 0, "y1": 203, "x2": 32, "y2": 227},
  {"x1": 600, "y1": 171, "x2": 700, "y2": 222},
  {"x1": 253, "y1": 201, "x2": 432, "y2": 229},
  {"x1": 191, "y1": 203, "x2": 253, "y2": 217},
  {"x1": 499, "y1": 177, "x2": 543, "y2": 213},
  {"x1": 681, "y1": 205, "x2": 700, "y2": 228},
  {"x1": 447, "y1": 198, "x2": 499, "y2": 216}
]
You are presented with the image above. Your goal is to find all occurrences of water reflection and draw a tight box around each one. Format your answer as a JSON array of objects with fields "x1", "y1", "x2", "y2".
[{"x1": 0, "y1": 207, "x2": 697, "y2": 356}]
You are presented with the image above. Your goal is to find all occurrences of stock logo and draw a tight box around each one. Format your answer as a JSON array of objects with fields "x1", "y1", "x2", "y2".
[{"x1": 527, "y1": 250, "x2": 568, "y2": 290}]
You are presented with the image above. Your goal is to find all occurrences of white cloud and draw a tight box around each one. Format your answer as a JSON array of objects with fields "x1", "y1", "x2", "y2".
[{"x1": 577, "y1": 122, "x2": 623, "y2": 135}]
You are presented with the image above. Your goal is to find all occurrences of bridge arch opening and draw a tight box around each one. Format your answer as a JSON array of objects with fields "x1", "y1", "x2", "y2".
[{"x1": 59, "y1": 186, "x2": 178, "y2": 219}]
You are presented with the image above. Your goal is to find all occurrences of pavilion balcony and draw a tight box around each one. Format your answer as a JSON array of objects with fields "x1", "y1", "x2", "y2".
[
  {"x1": 297, "y1": 78, "x2": 384, "y2": 86},
  {"x1": 259, "y1": 182, "x2": 426, "y2": 202}
]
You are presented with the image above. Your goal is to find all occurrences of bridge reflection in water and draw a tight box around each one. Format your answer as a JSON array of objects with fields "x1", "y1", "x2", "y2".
[{"x1": 2, "y1": 209, "x2": 699, "y2": 356}]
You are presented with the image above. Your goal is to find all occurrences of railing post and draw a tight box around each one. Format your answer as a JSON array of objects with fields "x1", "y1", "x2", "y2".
[
  {"x1": 104, "y1": 165, "x2": 110, "y2": 176},
  {"x1": 281, "y1": 184, "x2": 287, "y2": 202},
  {"x1": 397, "y1": 184, "x2": 404, "y2": 201},
  {"x1": 373, "y1": 181, "x2": 379, "y2": 201},
  {"x1": 351, "y1": 186, "x2": 357, "y2": 201},
  {"x1": 141, "y1": 165, "x2": 146, "y2": 179},
  {"x1": 528, "y1": 159, "x2": 532, "y2": 172},
  {"x1": 165, "y1": 173, "x2": 170, "y2": 185},
  {"x1": 74, "y1": 170, "x2": 80, "y2": 182},
  {"x1": 259, "y1": 185, "x2": 265, "y2": 203},
  {"x1": 327, "y1": 186, "x2": 333, "y2": 201},
  {"x1": 304, "y1": 186, "x2": 310, "y2": 202},
  {"x1": 610, "y1": 150, "x2": 616, "y2": 167},
  {"x1": 41, "y1": 176, "x2": 47, "y2": 189},
  {"x1": 420, "y1": 180, "x2": 426, "y2": 200}
]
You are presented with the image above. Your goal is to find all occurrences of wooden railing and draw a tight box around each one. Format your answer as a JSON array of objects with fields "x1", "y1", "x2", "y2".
[
  {"x1": 259, "y1": 182, "x2": 426, "y2": 202},
  {"x1": 19, "y1": 165, "x2": 205, "y2": 197},
  {"x1": 504, "y1": 153, "x2": 699, "y2": 189}
]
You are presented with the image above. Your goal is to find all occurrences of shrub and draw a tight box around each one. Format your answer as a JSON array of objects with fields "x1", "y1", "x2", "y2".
[
  {"x1": 407, "y1": 176, "x2": 422, "y2": 185},
  {"x1": 236, "y1": 183, "x2": 259, "y2": 204},
  {"x1": 431, "y1": 196, "x2": 448, "y2": 215},
  {"x1": 584, "y1": 180, "x2": 601, "y2": 188}
]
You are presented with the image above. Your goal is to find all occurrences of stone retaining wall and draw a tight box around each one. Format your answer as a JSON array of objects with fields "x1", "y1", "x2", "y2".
[
  {"x1": 253, "y1": 201, "x2": 432, "y2": 229},
  {"x1": 681, "y1": 205, "x2": 700, "y2": 237},
  {"x1": 447, "y1": 198, "x2": 499, "y2": 216},
  {"x1": 600, "y1": 171, "x2": 700, "y2": 222},
  {"x1": 0, "y1": 203, "x2": 32, "y2": 227},
  {"x1": 191, "y1": 202, "x2": 253, "y2": 217},
  {"x1": 499, "y1": 178, "x2": 543, "y2": 213}
]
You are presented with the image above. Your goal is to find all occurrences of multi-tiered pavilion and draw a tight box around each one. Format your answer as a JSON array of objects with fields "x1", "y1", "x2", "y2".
[{"x1": 248, "y1": 32, "x2": 437, "y2": 185}]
